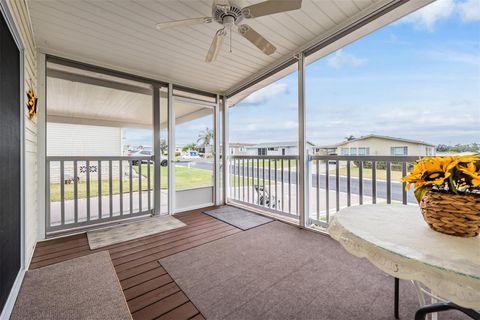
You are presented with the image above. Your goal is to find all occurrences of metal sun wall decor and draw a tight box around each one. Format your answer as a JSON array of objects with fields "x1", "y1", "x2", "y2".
[{"x1": 26, "y1": 89, "x2": 37, "y2": 120}]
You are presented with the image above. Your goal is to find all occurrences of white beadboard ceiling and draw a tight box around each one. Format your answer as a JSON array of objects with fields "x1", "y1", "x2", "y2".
[
  {"x1": 29, "y1": 0, "x2": 431, "y2": 99},
  {"x1": 47, "y1": 75, "x2": 213, "y2": 129}
]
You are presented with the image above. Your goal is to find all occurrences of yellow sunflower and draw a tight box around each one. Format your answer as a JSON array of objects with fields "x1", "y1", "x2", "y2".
[{"x1": 459, "y1": 162, "x2": 480, "y2": 187}]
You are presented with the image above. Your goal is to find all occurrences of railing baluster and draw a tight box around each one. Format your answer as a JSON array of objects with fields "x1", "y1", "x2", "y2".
[
  {"x1": 288, "y1": 159, "x2": 291, "y2": 214},
  {"x1": 268, "y1": 159, "x2": 272, "y2": 209},
  {"x1": 402, "y1": 161, "x2": 407, "y2": 205},
  {"x1": 372, "y1": 161, "x2": 377, "y2": 204},
  {"x1": 281, "y1": 159, "x2": 284, "y2": 212},
  {"x1": 86, "y1": 160, "x2": 90, "y2": 222},
  {"x1": 148, "y1": 160, "x2": 151, "y2": 212},
  {"x1": 274, "y1": 159, "x2": 278, "y2": 211},
  {"x1": 325, "y1": 161, "x2": 329, "y2": 222},
  {"x1": 295, "y1": 161, "x2": 299, "y2": 215},
  {"x1": 387, "y1": 161, "x2": 392, "y2": 204},
  {"x1": 237, "y1": 159, "x2": 242, "y2": 200},
  {"x1": 60, "y1": 160, "x2": 65, "y2": 226},
  {"x1": 336, "y1": 160, "x2": 340, "y2": 212},
  {"x1": 251, "y1": 159, "x2": 254, "y2": 205},
  {"x1": 316, "y1": 159, "x2": 320, "y2": 220},
  {"x1": 228, "y1": 159, "x2": 235, "y2": 198},
  {"x1": 257, "y1": 158, "x2": 260, "y2": 206},
  {"x1": 246, "y1": 159, "x2": 249, "y2": 203},
  {"x1": 234, "y1": 159, "x2": 240, "y2": 200},
  {"x1": 98, "y1": 161, "x2": 102, "y2": 219},
  {"x1": 263, "y1": 159, "x2": 266, "y2": 207},
  {"x1": 129, "y1": 160, "x2": 133, "y2": 214},
  {"x1": 359, "y1": 161, "x2": 363, "y2": 205},
  {"x1": 109, "y1": 160, "x2": 113, "y2": 217},
  {"x1": 73, "y1": 160, "x2": 78, "y2": 223},
  {"x1": 119, "y1": 160, "x2": 123, "y2": 215},
  {"x1": 347, "y1": 160, "x2": 351, "y2": 207},
  {"x1": 233, "y1": 159, "x2": 236, "y2": 200},
  {"x1": 242, "y1": 159, "x2": 245, "y2": 202},
  {"x1": 139, "y1": 161, "x2": 142, "y2": 212}
]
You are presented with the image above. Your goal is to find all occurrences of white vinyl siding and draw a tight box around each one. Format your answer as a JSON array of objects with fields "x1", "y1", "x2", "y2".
[{"x1": 47, "y1": 123, "x2": 122, "y2": 156}]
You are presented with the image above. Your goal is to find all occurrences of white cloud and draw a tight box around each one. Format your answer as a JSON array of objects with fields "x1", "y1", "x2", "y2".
[
  {"x1": 327, "y1": 49, "x2": 367, "y2": 69},
  {"x1": 429, "y1": 50, "x2": 480, "y2": 66},
  {"x1": 241, "y1": 83, "x2": 288, "y2": 105},
  {"x1": 398, "y1": 0, "x2": 480, "y2": 30},
  {"x1": 458, "y1": 0, "x2": 480, "y2": 21},
  {"x1": 398, "y1": 0, "x2": 455, "y2": 31}
]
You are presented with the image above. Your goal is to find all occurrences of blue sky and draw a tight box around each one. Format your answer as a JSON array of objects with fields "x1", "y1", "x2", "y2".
[
  {"x1": 124, "y1": 0, "x2": 480, "y2": 147},
  {"x1": 230, "y1": 0, "x2": 480, "y2": 146}
]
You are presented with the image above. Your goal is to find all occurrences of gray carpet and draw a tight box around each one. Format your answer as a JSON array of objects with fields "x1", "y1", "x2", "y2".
[
  {"x1": 204, "y1": 206, "x2": 273, "y2": 230},
  {"x1": 160, "y1": 221, "x2": 469, "y2": 320},
  {"x1": 87, "y1": 215, "x2": 185, "y2": 249},
  {"x1": 11, "y1": 251, "x2": 131, "y2": 320}
]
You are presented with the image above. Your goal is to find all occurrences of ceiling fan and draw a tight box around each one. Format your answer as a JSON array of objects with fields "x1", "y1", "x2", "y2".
[{"x1": 156, "y1": 0, "x2": 303, "y2": 63}]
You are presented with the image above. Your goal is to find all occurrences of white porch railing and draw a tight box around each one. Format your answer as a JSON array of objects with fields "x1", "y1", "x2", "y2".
[
  {"x1": 228, "y1": 155, "x2": 420, "y2": 227},
  {"x1": 46, "y1": 156, "x2": 153, "y2": 235},
  {"x1": 229, "y1": 155, "x2": 300, "y2": 219}
]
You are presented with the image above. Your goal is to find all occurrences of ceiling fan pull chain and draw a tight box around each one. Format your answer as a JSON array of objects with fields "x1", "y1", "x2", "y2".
[{"x1": 229, "y1": 24, "x2": 232, "y2": 53}]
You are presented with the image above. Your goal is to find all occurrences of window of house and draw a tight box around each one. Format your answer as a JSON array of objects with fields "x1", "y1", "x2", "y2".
[
  {"x1": 258, "y1": 148, "x2": 267, "y2": 156},
  {"x1": 391, "y1": 146, "x2": 408, "y2": 156},
  {"x1": 350, "y1": 148, "x2": 358, "y2": 156},
  {"x1": 358, "y1": 147, "x2": 370, "y2": 156},
  {"x1": 341, "y1": 148, "x2": 349, "y2": 155}
]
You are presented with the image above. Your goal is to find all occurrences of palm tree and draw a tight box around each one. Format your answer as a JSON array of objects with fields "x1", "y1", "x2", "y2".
[
  {"x1": 344, "y1": 135, "x2": 355, "y2": 141},
  {"x1": 182, "y1": 143, "x2": 198, "y2": 152},
  {"x1": 197, "y1": 127, "x2": 214, "y2": 147},
  {"x1": 160, "y1": 139, "x2": 168, "y2": 155}
]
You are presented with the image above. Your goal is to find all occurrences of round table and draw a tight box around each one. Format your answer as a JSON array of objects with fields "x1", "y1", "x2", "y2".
[{"x1": 327, "y1": 204, "x2": 480, "y2": 318}]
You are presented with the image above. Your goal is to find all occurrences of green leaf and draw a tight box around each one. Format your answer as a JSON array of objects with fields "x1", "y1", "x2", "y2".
[
  {"x1": 448, "y1": 175, "x2": 458, "y2": 194},
  {"x1": 414, "y1": 186, "x2": 431, "y2": 203}
]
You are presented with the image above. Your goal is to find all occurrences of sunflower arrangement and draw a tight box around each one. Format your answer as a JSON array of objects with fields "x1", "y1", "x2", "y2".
[{"x1": 401, "y1": 154, "x2": 480, "y2": 202}]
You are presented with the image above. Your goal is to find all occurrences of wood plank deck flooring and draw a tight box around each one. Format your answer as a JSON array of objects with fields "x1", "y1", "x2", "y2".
[{"x1": 30, "y1": 207, "x2": 242, "y2": 320}]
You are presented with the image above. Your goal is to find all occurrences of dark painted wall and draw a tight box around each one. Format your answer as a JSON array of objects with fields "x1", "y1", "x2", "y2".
[{"x1": 0, "y1": 10, "x2": 21, "y2": 312}]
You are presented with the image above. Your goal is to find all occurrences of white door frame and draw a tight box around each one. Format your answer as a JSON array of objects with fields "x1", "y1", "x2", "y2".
[{"x1": 169, "y1": 93, "x2": 218, "y2": 213}]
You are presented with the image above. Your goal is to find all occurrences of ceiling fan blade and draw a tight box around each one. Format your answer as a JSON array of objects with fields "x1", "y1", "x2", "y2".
[
  {"x1": 238, "y1": 24, "x2": 276, "y2": 55},
  {"x1": 206, "y1": 29, "x2": 226, "y2": 63},
  {"x1": 242, "y1": 0, "x2": 302, "y2": 18},
  {"x1": 156, "y1": 17, "x2": 212, "y2": 30}
]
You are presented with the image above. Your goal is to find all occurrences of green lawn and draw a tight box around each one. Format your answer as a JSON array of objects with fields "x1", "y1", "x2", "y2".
[
  {"x1": 50, "y1": 178, "x2": 149, "y2": 202},
  {"x1": 330, "y1": 166, "x2": 404, "y2": 182},
  {"x1": 134, "y1": 164, "x2": 214, "y2": 190},
  {"x1": 50, "y1": 165, "x2": 214, "y2": 202}
]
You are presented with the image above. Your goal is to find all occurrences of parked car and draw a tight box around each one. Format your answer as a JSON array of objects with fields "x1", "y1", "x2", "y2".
[
  {"x1": 128, "y1": 147, "x2": 168, "y2": 166},
  {"x1": 129, "y1": 147, "x2": 152, "y2": 165},
  {"x1": 181, "y1": 150, "x2": 201, "y2": 160}
]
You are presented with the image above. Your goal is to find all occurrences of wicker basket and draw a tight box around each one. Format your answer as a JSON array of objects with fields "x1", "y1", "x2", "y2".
[{"x1": 420, "y1": 191, "x2": 480, "y2": 237}]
